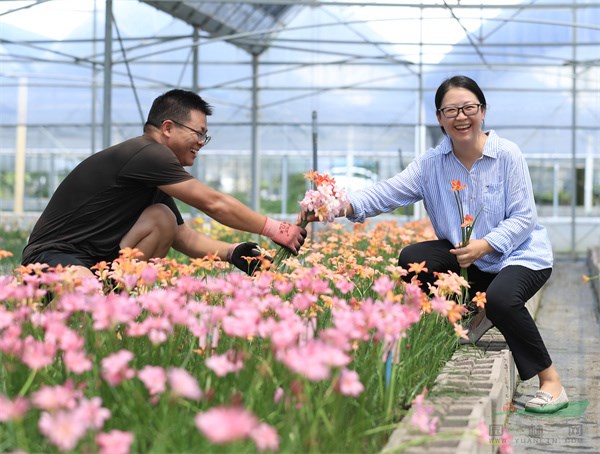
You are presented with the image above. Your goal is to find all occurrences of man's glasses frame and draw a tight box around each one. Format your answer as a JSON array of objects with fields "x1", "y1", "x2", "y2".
[
  {"x1": 168, "y1": 119, "x2": 211, "y2": 145},
  {"x1": 437, "y1": 103, "x2": 482, "y2": 119}
]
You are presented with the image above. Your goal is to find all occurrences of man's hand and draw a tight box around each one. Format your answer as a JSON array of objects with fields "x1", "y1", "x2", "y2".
[
  {"x1": 227, "y1": 242, "x2": 271, "y2": 276},
  {"x1": 261, "y1": 217, "x2": 307, "y2": 255}
]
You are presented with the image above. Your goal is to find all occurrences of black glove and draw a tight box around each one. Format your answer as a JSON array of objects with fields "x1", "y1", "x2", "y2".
[{"x1": 227, "y1": 242, "x2": 271, "y2": 276}]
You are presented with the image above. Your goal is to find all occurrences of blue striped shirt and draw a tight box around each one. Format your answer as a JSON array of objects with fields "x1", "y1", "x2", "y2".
[{"x1": 347, "y1": 130, "x2": 553, "y2": 272}]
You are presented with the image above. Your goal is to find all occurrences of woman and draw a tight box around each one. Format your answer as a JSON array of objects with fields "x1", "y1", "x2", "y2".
[{"x1": 342, "y1": 75, "x2": 567, "y2": 413}]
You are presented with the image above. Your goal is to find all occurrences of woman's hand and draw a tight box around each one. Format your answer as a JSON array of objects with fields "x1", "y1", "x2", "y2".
[{"x1": 450, "y1": 239, "x2": 494, "y2": 268}]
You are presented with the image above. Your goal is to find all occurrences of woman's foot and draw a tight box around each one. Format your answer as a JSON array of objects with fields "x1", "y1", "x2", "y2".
[
  {"x1": 525, "y1": 365, "x2": 568, "y2": 413},
  {"x1": 537, "y1": 364, "x2": 563, "y2": 398},
  {"x1": 525, "y1": 387, "x2": 568, "y2": 413}
]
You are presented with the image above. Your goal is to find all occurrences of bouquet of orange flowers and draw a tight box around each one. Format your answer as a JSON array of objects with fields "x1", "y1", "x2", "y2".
[{"x1": 451, "y1": 180, "x2": 480, "y2": 301}]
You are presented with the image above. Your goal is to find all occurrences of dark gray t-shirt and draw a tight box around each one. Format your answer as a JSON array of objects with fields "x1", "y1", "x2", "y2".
[{"x1": 22, "y1": 136, "x2": 193, "y2": 265}]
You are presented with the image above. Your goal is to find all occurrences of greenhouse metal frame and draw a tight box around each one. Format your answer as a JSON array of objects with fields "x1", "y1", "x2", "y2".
[{"x1": 1, "y1": 0, "x2": 599, "y2": 256}]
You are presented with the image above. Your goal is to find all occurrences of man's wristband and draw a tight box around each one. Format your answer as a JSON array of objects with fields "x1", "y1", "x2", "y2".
[{"x1": 226, "y1": 243, "x2": 240, "y2": 263}]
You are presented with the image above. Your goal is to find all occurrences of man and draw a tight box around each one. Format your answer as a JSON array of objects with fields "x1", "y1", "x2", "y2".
[{"x1": 21, "y1": 89, "x2": 306, "y2": 277}]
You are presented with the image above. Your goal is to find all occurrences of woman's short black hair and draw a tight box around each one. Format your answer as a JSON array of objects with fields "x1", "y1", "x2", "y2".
[{"x1": 435, "y1": 75, "x2": 487, "y2": 135}]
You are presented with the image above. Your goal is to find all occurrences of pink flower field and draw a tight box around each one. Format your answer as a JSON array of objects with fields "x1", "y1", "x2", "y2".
[{"x1": 0, "y1": 220, "x2": 482, "y2": 453}]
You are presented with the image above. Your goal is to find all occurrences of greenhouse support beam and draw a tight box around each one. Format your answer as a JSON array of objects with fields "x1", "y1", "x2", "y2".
[
  {"x1": 584, "y1": 137, "x2": 594, "y2": 215},
  {"x1": 102, "y1": 0, "x2": 113, "y2": 149},
  {"x1": 13, "y1": 78, "x2": 27, "y2": 215},
  {"x1": 191, "y1": 0, "x2": 599, "y2": 9},
  {"x1": 251, "y1": 53, "x2": 260, "y2": 212},
  {"x1": 191, "y1": 27, "x2": 200, "y2": 219},
  {"x1": 570, "y1": 4, "x2": 577, "y2": 259}
]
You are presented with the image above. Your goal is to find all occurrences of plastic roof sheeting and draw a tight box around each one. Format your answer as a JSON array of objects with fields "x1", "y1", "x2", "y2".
[{"x1": 141, "y1": 1, "x2": 304, "y2": 54}]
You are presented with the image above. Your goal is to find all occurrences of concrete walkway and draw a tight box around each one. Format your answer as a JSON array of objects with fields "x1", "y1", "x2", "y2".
[
  {"x1": 506, "y1": 258, "x2": 600, "y2": 453},
  {"x1": 382, "y1": 256, "x2": 600, "y2": 454}
]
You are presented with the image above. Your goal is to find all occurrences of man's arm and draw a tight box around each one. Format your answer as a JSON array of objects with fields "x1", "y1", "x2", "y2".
[
  {"x1": 173, "y1": 223, "x2": 266, "y2": 275},
  {"x1": 160, "y1": 179, "x2": 265, "y2": 233},
  {"x1": 160, "y1": 179, "x2": 306, "y2": 254},
  {"x1": 172, "y1": 222, "x2": 232, "y2": 260}
]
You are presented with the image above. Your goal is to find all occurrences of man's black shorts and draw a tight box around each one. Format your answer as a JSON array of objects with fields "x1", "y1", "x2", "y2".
[{"x1": 26, "y1": 249, "x2": 107, "y2": 269}]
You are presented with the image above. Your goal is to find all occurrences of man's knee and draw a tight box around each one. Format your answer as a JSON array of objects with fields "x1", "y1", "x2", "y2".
[{"x1": 141, "y1": 203, "x2": 177, "y2": 238}]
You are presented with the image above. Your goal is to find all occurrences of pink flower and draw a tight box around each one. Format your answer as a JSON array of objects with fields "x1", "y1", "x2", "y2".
[
  {"x1": 250, "y1": 422, "x2": 280, "y2": 452},
  {"x1": 372, "y1": 275, "x2": 395, "y2": 296},
  {"x1": 167, "y1": 368, "x2": 202, "y2": 400},
  {"x1": 476, "y1": 419, "x2": 490, "y2": 445},
  {"x1": 21, "y1": 335, "x2": 56, "y2": 370},
  {"x1": 410, "y1": 388, "x2": 438, "y2": 435},
  {"x1": 138, "y1": 365, "x2": 167, "y2": 396},
  {"x1": 90, "y1": 294, "x2": 141, "y2": 331},
  {"x1": 499, "y1": 428, "x2": 513, "y2": 454},
  {"x1": 101, "y1": 350, "x2": 135, "y2": 386},
  {"x1": 0, "y1": 305, "x2": 15, "y2": 330},
  {"x1": 273, "y1": 387, "x2": 284, "y2": 404},
  {"x1": 335, "y1": 278, "x2": 355, "y2": 294},
  {"x1": 430, "y1": 295, "x2": 453, "y2": 316},
  {"x1": 278, "y1": 340, "x2": 350, "y2": 381},
  {"x1": 0, "y1": 394, "x2": 29, "y2": 421},
  {"x1": 273, "y1": 280, "x2": 293, "y2": 295},
  {"x1": 96, "y1": 430, "x2": 134, "y2": 454},
  {"x1": 31, "y1": 381, "x2": 80, "y2": 412},
  {"x1": 206, "y1": 350, "x2": 245, "y2": 377},
  {"x1": 453, "y1": 322, "x2": 470, "y2": 340},
  {"x1": 75, "y1": 397, "x2": 111, "y2": 430},
  {"x1": 338, "y1": 369, "x2": 364, "y2": 396},
  {"x1": 195, "y1": 406, "x2": 258, "y2": 444},
  {"x1": 140, "y1": 264, "x2": 158, "y2": 285},
  {"x1": 268, "y1": 319, "x2": 303, "y2": 350},
  {"x1": 291, "y1": 292, "x2": 317, "y2": 312},
  {"x1": 39, "y1": 410, "x2": 88, "y2": 451},
  {"x1": 64, "y1": 349, "x2": 93, "y2": 374}
]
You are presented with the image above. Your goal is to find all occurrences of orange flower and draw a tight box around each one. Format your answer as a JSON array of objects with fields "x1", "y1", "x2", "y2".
[
  {"x1": 408, "y1": 261, "x2": 428, "y2": 274},
  {"x1": 451, "y1": 180, "x2": 466, "y2": 192},
  {"x1": 471, "y1": 291, "x2": 487, "y2": 309},
  {"x1": 0, "y1": 250, "x2": 14, "y2": 259},
  {"x1": 303, "y1": 169, "x2": 335, "y2": 187},
  {"x1": 91, "y1": 261, "x2": 110, "y2": 272},
  {"x1": 447, "y1": 302, "x2": 467, "y2": 324},
  {"x1": 118, "y1": 247, "x2": 144, "y2": 260},
  {"x1": 461, "y1": 214, "x2": 474, "y2": 228}
]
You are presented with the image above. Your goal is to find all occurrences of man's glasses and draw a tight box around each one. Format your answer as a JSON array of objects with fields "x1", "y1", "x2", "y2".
[
  {"x1": 169, "y1": 119, "x2": 211, "y2": 145},
  {"x1": 437, "y1": 103, "x2": 482, "y2": 119}
]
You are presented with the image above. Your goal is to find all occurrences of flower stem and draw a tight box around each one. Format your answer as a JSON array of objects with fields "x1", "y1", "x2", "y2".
[{"x1": 18, "y1": 368, "x2": 37, "y2": 397}]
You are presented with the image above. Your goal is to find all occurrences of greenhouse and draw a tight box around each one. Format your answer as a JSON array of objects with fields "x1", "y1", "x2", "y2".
[
  {"x1": 1, "y1": 0, "x2": 599, "y2": 255},
  {"x1": 1, "y1": 2, "x2": 600, "y2": 453}
]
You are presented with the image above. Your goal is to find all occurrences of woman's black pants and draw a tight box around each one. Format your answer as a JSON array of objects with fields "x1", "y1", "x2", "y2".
[{"x1": 398, "y1": 239, "x2": 552, "y2": 381}]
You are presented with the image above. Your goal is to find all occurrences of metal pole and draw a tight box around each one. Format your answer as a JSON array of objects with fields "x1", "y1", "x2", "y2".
[
  {"x1": 191, "y1": 27, "x2": 200, "y2": 218},
  {"x1": 102, "y1": 0, "x2": 113, "y2": 148},
  {"x1": 570, "y1": 2, "x2": 577, "y2": 258},
  {"x1": 414, "y1": 5, "x2": 425, "y2": 221},
  {"x1": 192, "y1": 28, "x2": 199, "y2": 93},
  {"x1": 251, "y1": 53, "x2": 260, "y2": 212},
  {"x1": 91, "y1": 0, "x2": 98, "y2": 155},
  {"x1": 312, "y1": 110, "x2": 318, "y2": 173},
  {"x1": 584, "y1": 136, "x2": 593, "y2": 215},
  {"x1": 281, "y1": 155, "x2": 288, "y2": 217},
  {"x1": 14, "y1": 77, "x2": 27, "y2": 214},
  {"x1": 553, "y1": 162, "x2": 559, "y2": 218}
]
